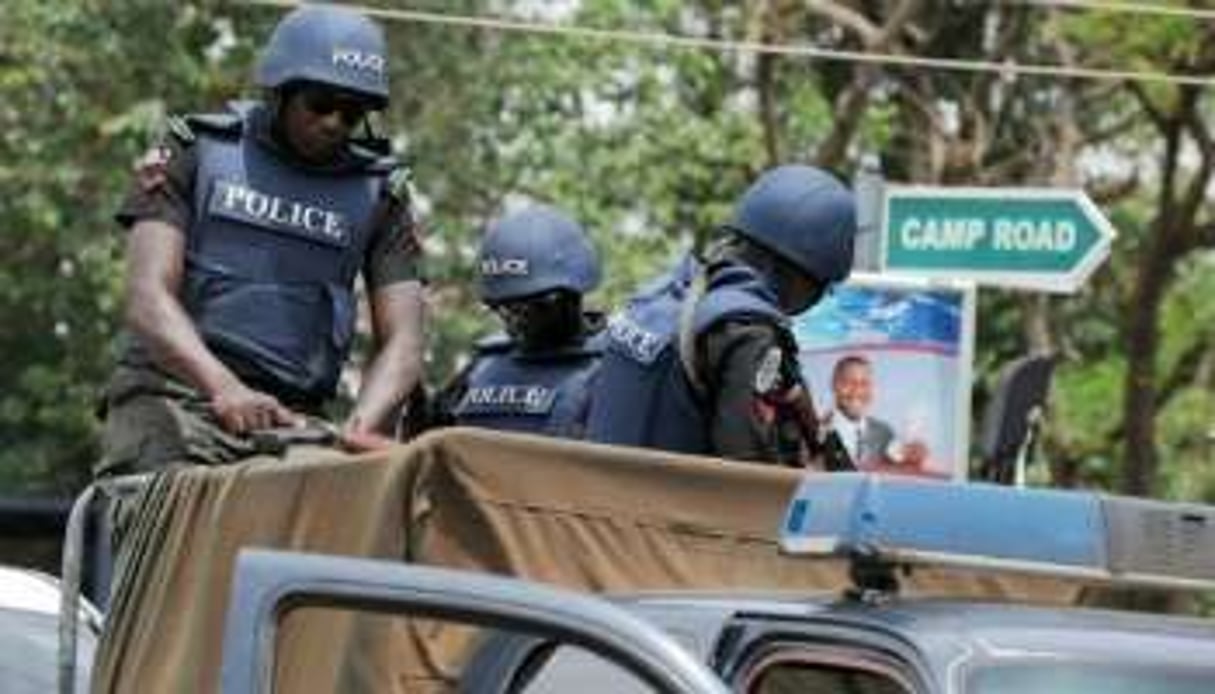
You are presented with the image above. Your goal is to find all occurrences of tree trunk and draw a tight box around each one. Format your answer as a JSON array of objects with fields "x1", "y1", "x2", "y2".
[
  {"x1": 1121, "y1": 246, "x2": 1170, "y2": 497},
  {"x1": 814, "y1": 74, "x2": 874, "y2": 170},
  {"x1": 752, "y1": 0, "x2": 783, "y2": 167},
  {"x1": 1021, "y1": 286, "x2": 1054, "y2": 353},
  {"x1": 756, "y1": 53, "x2": 781, "y2": 167},
  {"x1": 1039, "y1": 74, "x2": 1077, "y2": 487}
]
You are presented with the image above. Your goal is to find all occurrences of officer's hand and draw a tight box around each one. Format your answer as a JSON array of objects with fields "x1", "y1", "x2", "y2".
[
  {"x1": 340, "y1": 430, "x2": 395, "y2": 453},
  {"x1": 338, "y1": 417, "x2": 395, "y2": 453},
  {"x1": 133, "y1": 145, "x2": 171, "y2": 191},
  {"x1": 210, "y1": 383, "x2": 300, "y2": 435}
]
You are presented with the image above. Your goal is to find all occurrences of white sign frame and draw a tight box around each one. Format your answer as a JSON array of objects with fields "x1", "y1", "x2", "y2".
[{"x1": 792, "y1": 272, "x2": 977, "y2": 482}]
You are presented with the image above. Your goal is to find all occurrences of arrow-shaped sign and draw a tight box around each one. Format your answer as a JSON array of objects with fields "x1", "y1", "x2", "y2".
[{"x1": 881, "y1": 186, "x2": 1116, "y2": 293}]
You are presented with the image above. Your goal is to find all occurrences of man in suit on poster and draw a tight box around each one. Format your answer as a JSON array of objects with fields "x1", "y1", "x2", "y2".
[{"x1": 827, "y1": 354, "x2": 928, "y2": 470}]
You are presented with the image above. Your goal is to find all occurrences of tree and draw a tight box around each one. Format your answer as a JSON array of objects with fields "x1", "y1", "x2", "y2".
[
  {"x1": 0, "y1": 0, "x2": 255, "y2": 492},
  {"x1": 1054, "y1": 11, "x2": 1215, "y2": 498},
  {"x1": 1, "y1": 0, "x2": 1210, "y2": 503}
]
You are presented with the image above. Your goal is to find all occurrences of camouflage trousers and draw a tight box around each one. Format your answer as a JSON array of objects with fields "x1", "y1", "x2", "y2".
[
  {"x1": 94, "y1": 368, "x2": 264, "y2": 597},
  {"x1": 96, "y1": 367, "x2": 258, "y2": 478}
]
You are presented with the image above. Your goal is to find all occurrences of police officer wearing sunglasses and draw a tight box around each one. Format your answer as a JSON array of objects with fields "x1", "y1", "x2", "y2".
[
  {"x1": 99, "y1": 4, "x2": 425, "y2": 474},
  {"x1": 431, "y1": 206, "x2": 605, "y2": 439}
]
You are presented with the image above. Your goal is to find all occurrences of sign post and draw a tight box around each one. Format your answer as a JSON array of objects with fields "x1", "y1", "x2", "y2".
[{"x1": 881, "y1": 186, "x2": 1116, "y2": 293}]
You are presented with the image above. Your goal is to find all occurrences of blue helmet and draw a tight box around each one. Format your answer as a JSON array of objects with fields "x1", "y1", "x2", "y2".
[
  {"x1": 256, "y1": 4, "x2": 390, "y2": 107},
  {"x1": 477, "y1": 205, "x2": 601, "y2": 304},
  {"x1": 729, "y1": 165, "x2": 857, "y2": 283}
]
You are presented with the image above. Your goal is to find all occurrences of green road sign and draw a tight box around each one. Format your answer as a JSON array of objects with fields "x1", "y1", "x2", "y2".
[{"x1": 882, "y1": 186, "x2": 1116, "y2": 293}]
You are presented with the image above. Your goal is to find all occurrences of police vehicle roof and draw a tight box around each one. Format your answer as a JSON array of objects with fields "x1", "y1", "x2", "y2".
[
  {"x1": 623, "y1": 590, "x2": 1215, "y2": 636},
  {"x1": 467, "y1": 590, "x2": 1215, "y2": 692},
  {"x1": 615, "y1": 591, "x2": 1215, "y2": 671}
]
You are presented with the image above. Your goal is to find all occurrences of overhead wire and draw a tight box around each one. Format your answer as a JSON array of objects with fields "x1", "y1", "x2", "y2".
[
  {"x1": 242, "y1": 0, "x2": 1215, "y2": 87},
  {"x1": 1014, "y1": 0, "x2": 1215, "y2": 21}
]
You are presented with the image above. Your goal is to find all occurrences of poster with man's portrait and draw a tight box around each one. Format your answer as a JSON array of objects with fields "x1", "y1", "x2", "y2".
[{"x1": 791, "y1": 273, "x2": 976, "y2": 480}]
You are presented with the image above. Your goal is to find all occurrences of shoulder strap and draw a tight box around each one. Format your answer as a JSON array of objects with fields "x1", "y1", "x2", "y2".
[
  {"x1": 164, "y1": 115, "x2": 197, "y2": 146},
  {"x1": 347, "y1": 142, "x2": 400, "y2": 175},
  {"x1": 162, "y1": 111, "x2": 240, "y2": 147},
  {"x1": 472, "y1": 332, "x2": 515, "y2": 355},
  {"x1": 346, "y1": 122, "x2": 402, "y2": 175},
  {"x1": 176, "y1": 103, "x2": 245, "y2": 143},
  {"x1": 677, "y1": 267, "x2": 710, "y2": 399}
]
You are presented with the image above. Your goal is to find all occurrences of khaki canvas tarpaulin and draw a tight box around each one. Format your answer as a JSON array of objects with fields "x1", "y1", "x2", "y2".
[{"x1": 92, "y1": 428, "x2": 1084, "y2": 693}]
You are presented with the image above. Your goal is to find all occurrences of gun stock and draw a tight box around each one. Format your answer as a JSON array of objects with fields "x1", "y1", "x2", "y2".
[{"x1": 784, "y1": 384, "x2": 855, "y2": 472}]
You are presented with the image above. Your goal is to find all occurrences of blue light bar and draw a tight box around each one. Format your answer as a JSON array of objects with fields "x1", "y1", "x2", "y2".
[{"x1": 780, "y1": 474, "x2": 1215, "y2": 591}]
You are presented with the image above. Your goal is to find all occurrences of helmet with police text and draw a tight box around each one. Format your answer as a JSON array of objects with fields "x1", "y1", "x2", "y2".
[
  {"x1": 256, "y1": 4, "x2": 390, "y2": 107},
  {"x1": 728, "y1": 165, "x2": 857, "y2": 283},
  {"x1": 477, "y1": 205, "x2": 601, "y2": 304}
]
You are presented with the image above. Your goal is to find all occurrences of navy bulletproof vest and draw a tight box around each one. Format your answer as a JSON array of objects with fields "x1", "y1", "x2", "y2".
[
  {"x1": 185, "y1": 109, "x2": 386, "y2": 404},
  {"x1": 584, "y1": 254, "x2": 785, "y2": 455},
  {"x1": 452, "y1": 329, "x2": 604, "y2": 438}
]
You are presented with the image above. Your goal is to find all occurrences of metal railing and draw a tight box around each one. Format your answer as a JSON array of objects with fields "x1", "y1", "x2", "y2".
[{"x1": 58, "y1": 473, "x2": 150, "y2": 694}]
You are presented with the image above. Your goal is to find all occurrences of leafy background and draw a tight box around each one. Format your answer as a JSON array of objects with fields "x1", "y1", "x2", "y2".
[{"x1": 0, "y1": 0, "x2": 1211, "y2": 504}]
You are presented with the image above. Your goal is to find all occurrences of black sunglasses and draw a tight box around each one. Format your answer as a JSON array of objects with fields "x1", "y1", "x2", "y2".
[{"x1": 299, "y1": 88, "x2": 372, "y2": 126}]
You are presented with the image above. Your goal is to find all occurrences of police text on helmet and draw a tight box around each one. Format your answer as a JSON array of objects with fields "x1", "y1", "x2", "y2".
[
  {"x1": 480, "y1": 258, "x2": 531, "y2": 277},
  {"x1": 331, "y1": 49, "x2": 385, "y2": 76}
]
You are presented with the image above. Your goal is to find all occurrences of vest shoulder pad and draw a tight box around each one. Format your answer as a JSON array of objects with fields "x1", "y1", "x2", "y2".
[
  {"x1": 692, "y1": 265, "x2": 786, "y2": 336},
  {"x1": 171, "y1": 109, "x2": 244, "y2": 145},
  {"x1": 473, "y1": 333, "x2": 515, "y2": 354},
  {"x1": 692, "y1": 289, "x2": 786, "y2": 336}
]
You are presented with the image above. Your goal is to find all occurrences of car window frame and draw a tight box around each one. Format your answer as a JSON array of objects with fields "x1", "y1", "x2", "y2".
[
  {"x1": 503, "y1": 639, "x2": 664, "y2": 694},
  {"x1": 220, "y1": 550, "x2": 730, "y2": 694},
  {"x1": 737, "y1": 640, "x2": 921, "y2": 694},
  {"x1": 720, "y1": 616, "x2": 935, "y2": 694}
]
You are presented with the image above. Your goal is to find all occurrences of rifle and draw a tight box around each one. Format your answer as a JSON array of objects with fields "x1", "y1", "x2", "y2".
[
  {"x1": 396, "y1": 384, "x2": 434, "y2": 441},
  {"x1": 250, "y1": 418, "x2": 396, "y2": 457},
  {"x1": 779, "y1": 353, "x2": 856, "y2": 472}
]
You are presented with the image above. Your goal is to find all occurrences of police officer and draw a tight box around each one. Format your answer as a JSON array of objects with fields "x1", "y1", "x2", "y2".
[
  {"x1": 99, "y1": 4, "x2": 425, "y2": 474},
  {"x1": 585, "y1": 165, "x2": 857, "y2": 464},
  {"x1": 433, "y1": 205, "x2": 604, "y2": 438}
]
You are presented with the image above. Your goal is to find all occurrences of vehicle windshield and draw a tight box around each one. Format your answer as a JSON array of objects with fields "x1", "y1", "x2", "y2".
[{"x1": 969, "y1": 661, "x2": 1215, "y2": 694}]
